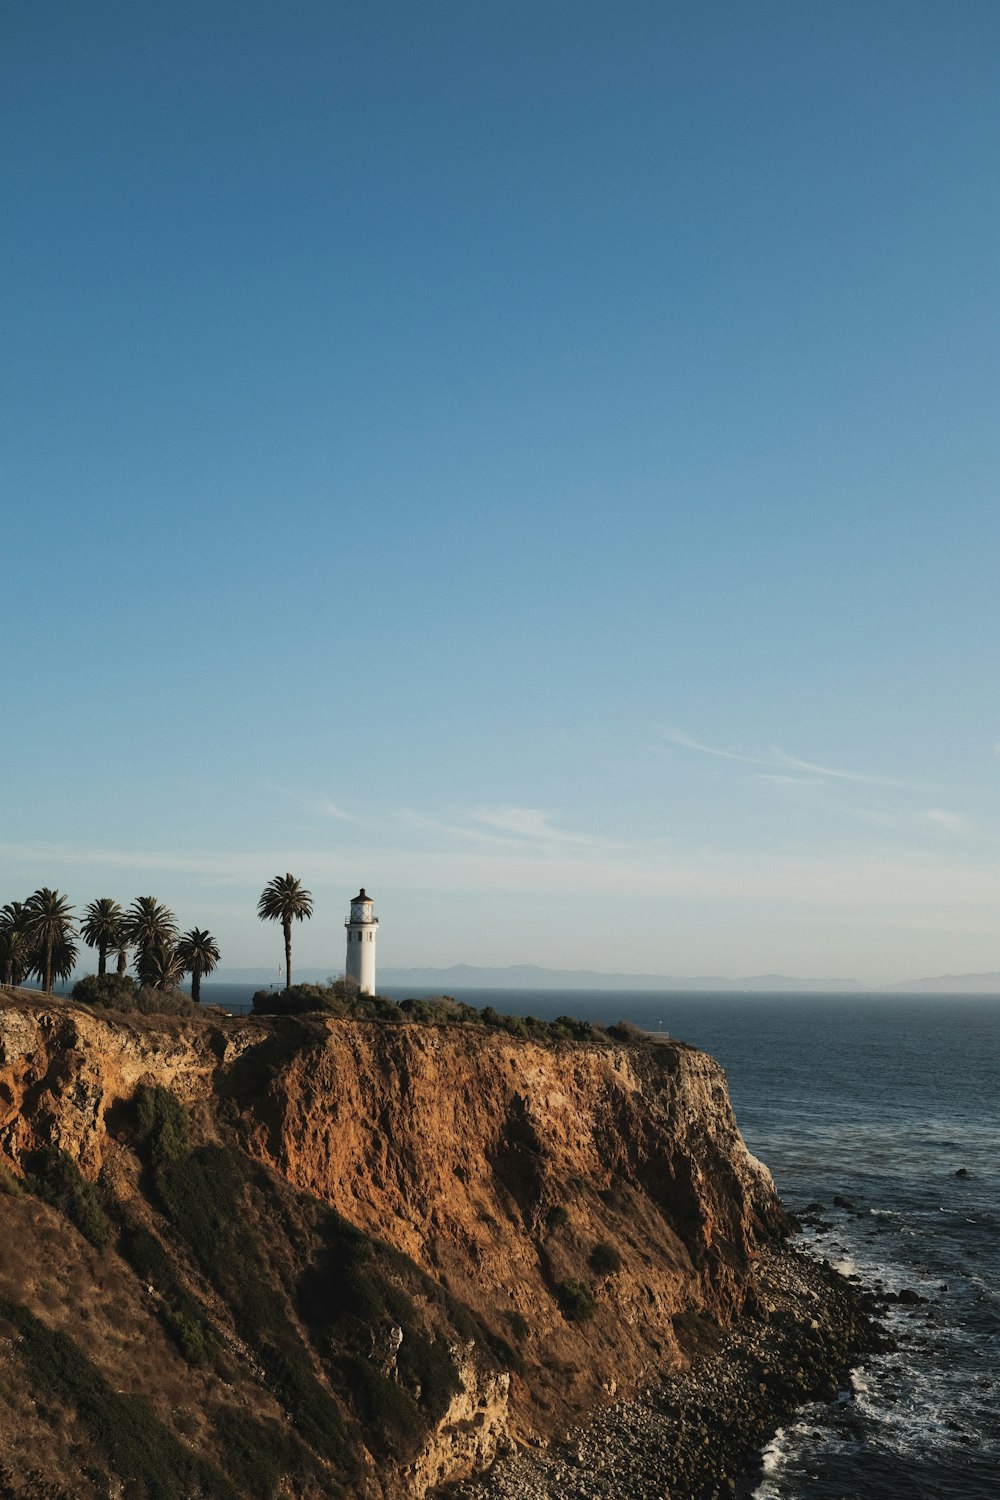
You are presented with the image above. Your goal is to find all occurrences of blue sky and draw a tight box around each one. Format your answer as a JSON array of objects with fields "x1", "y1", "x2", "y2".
[{"x1": 2, "y1": 1, "x2": 998, "y2": 984}]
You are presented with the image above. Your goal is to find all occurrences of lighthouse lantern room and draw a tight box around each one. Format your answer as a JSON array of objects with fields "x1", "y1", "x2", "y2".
[{"x1": 345, "y1": 887, "x2": 378, "y2": 995}]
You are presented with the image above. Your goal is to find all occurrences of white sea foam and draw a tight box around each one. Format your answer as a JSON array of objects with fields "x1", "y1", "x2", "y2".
[
  {"x1": 832, "y1": 1252, "x2": 859, "y2": 1277},
  {"x1": 750, "y1": 1416, "x2": 831, "y2": 1500},
  {"x1": 751, "y1": 1427, "x2": 789, "y2": 1499}
]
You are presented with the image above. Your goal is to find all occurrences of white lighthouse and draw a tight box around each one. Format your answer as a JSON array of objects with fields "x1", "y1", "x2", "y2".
[{"x1": 345, "y1": 887, "x2": 378, "y2": 995}]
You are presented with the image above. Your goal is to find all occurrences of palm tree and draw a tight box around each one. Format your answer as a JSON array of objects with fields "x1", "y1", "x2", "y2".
[
  {"x1": 134, "y1": 937, "x2": 185, "y2": 992},
  {"x1": 257, "y1": 873, "x2": 313, "y2": 991},
  {"x1": 124, "y1": 897, "x2": 178, "y2": 981},
  {"x1": 24, "y1": 889, "x2": 76, "y2": 995},
  {"x1": 0, "y1": 902, "x2": 32, "y2": 987},
  {"x1": 33, "y1": 933, "x2": 79, "y2": 990},
  {"x1": 176, "y1": 928, "x2": 221, "y2": 1004},
  {"x1": 80, "y1": 898, "x2": 125, "y2": 977}
]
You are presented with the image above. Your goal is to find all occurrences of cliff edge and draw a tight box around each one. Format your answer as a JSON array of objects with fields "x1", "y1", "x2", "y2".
[{"x1": 0, "y1": 994, "x2": 785, "y2": 1499}]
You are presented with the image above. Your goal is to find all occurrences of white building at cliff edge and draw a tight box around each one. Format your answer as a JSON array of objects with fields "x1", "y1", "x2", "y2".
[{"x1": 345, "y1": 887, "x2": 378, "y2": 995}]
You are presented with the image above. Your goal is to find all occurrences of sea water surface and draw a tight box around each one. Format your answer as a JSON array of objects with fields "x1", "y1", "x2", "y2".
[{"x1": 202, "y1": 985, "x2": 999, "y2": 1499}]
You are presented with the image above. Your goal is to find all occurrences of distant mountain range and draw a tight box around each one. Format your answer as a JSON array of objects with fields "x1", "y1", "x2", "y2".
[
  {"x1": 376, "y1": 964, "x2": 866, "y2": 992},
  {"x1": 213, "y1": 963, "x2": 1000, "y2": 994},
  {"x1": 884, "y1": 972, "x2": 1000, "y2": 994}
]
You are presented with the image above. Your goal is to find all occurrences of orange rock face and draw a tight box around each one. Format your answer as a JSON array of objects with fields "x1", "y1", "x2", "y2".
[{"x1": 0, "y1": 995, "x2": 785, "y2": 1491}]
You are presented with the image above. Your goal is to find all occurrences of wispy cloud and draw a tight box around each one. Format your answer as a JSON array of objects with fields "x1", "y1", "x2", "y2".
[
  {"x1": 923, "y1": 809, "x2": 970, "y2": 834},
  {"x1": 470, "y1": 805, "x2": 590, "y2": 844},
  {"x1": 753, "y1": 773, "x2": 823, "y2": 786},
  {"x1": 312, "y1": 799, "x2": 357, "y2": 821},
  {"x1": 268, "y1": 783, "x2": 359, "y2": 821},
  {"x1": 847, "y1": 806, "x2": 975, "y2": 838},
  {"x1": 401, "y1": 805, "x2": 608, "y2": 853},
  {"x1": 664, "y1": 730, "x2": 775, "y2": 769},
  {"x1": 769, "y1": 749, "x2": 901, "y2": 788},
  {"x1": 0, "y1": 841, "x2": 259, "y2": 881},
  {"x1": 664, "y1": 729, "x2": 904, "y2": 788}
]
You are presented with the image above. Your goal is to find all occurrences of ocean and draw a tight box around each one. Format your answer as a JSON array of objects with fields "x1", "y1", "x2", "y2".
[{"x1": 200, "y1": 984, "x2": 999, "y2": 1499}]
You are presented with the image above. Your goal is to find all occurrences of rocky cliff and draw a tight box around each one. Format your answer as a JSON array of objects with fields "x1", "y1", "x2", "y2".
[{"x1": 0, "y1": 994, "x2": 785, "y2": 1499}]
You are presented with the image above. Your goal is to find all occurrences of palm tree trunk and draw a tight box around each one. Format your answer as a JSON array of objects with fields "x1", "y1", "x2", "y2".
[
  {"x1": 283, "y1": 917, "x2": 292, "y2": 990},
  {"x1": 117, "y1": 948, "x2": 127, "y2": 976},
  {"x1": 44, "y1": 937, "x2": 53, "y2": 994},
  {"x1": 191, "y1": 967, "x2": 201, "y2": 1004},
  {"x1": 98, "y1": 942, "x2": 107, "y2": 977}
]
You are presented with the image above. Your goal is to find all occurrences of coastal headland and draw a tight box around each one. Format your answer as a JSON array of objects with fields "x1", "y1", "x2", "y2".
[{"x1": 0, "y1": 991, "x2": 884, "y2": 1498}]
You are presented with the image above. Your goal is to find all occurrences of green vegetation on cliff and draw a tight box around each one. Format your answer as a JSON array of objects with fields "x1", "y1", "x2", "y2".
[{"x1": 250, "y1": 978, "x2": 637, "y2": 1049}]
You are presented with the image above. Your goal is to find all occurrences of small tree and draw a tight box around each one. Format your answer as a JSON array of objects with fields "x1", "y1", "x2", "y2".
[
  {"x1": 176, "y1": 928, "x2": 221, "y2": 1004},
  {"x1": 0, "y1": 902, "x2": 32, "y2": 986},
  {"x1": 24, "y1": 888, "x2": 76, "y2": 994},
  {"x1": 257, "y1": 874, "x2": 313, "y2": 991},
  {"x1": 80, "y1": 898, "x2": 125, "y2": 977},
  {"x1": 134, "y1": 937, "x2": 185, "y2": 992},
  {"x1": 124, "y1": 897, "x2": 178, "y2": 984}
]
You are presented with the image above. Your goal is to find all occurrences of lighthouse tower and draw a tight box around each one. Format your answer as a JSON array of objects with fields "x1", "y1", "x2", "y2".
[{"x1": 345, "y1": 887, "x2": 378, "y2": 995}]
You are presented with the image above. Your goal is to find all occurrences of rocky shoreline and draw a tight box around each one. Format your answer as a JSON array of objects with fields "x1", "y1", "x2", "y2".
[{"x1": 444, "y1": 1243, "x2": 892, "y2": 1500}]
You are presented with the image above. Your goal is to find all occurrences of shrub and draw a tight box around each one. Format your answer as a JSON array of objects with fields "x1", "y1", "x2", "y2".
[
  {"x1": 398, "y1": 996, "x2": 479, "y2": 1026},
  {"x1": 353, "y1": 993, "x2": 404, "y2": 1022},
  {"x1": 557, "y1": 1281, "x2": 597, "y2": 1323},
  {"x1": 135, "y1": 1085, "x2": 190, "y2": 1168},
  {"x1": 253, "y1": 983, "x2": 330, "y2": 1016},
  {"x1": 481, "y1": 1326, "x2": 525, "y2": 1375},
  {"x1": 396, "y1": 1329, "x2": 461, "y2": 1419},
  {"x1": 552, "y1": 1015, "x2": 600, "y2": 1042},
  {"x1": 143, "y1": 1125, "x2": 349, "y2": 1464},
  {"x1": 253, "y1": 981, "x2": 403, "y2": 1021},
  {"x1": 132, "y1": 985, "x2": 199, "y2": 1016},
  {"x1": 27, "y1": 1148, "x2": 111, "y2": 1250},
  {"x1": 589, "y1": 1241, "x2": 622, "y2": 1276},
  {"x1": 71, "y1": 973, "x2": 199, "y2": 1016},
  {"x1": 338, "y1": 1354, "x2": 422, "y2": 1459},
  {"x1": 0, "y1": 1165, "x2": 23, "y2": 1197},
  {"x1": 0, "y1": 1295, "x2": 236, "y2": 1499},
  {"x1": 606, "y1": 1020, "x2": 646, "y2": 1043},
  {"x1": 544, "y1": 1204, "x2": 569, "y2": 1230},
  {"x1": 119, "y1": 1224, "x2": 214, "y2": 1367},
  {"x1": 298, "y1": 1212, "x2": 417, "y2": 1337},
  {"x1": 258, "y1": 1341, "x2": 347, "y2": 1464},
  {"x1": 72, "y1": 973, "x2": 138, "y2": 1009},
  {"x1": 213, "y1": 1406, "x2": 319, "y2": 1500}
]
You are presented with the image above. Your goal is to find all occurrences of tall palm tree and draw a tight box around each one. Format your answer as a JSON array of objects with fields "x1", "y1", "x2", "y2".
[
  {"x1": 257, "y1": 873, "x2": 313, "y2": 991},
  {"x1": 0, "y1": 902, "x2": 32, "y2": 987},
  {"x1": 134, "y1": 937, "x2": 186, "y2": 992},
  {"x1": 80, "y1": 898, "x2": 125, "y2": 977},
  {"x1": 124, "y1": 897, "x2": 178, "y2": 982},
  {"x1": 24, "y1": 889, "x2": 76, "y2": 995},
  {"x1": 176, "y1": 928, "x2": 221, "y2": 1004}
]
